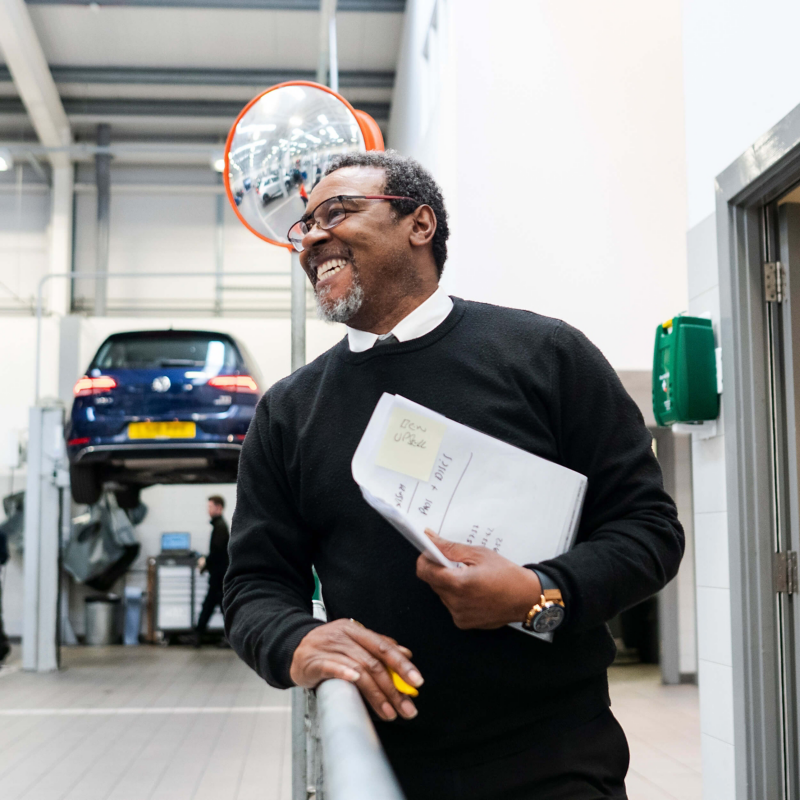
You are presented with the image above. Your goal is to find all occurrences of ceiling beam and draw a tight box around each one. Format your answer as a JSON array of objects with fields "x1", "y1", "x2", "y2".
[
  {"x1": 0, "y1": 0, "x2": 71, "y2": 167},
  {"x1": 25, "y1": 0, "x2": 405, "y2": 11},
  {"x1": 0, "y1": 65, "x2": 395, "y2": 88},
  {"x1": 0, "y1": 96, "x2": 391, "y2": 121}
]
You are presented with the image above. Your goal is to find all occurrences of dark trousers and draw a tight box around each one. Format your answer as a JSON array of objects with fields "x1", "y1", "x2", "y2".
[
  {"x1": 387, "y1": 709, "x2": 629, "y2": 800},
  {"x1": 0, "y1": 572, "x2": 9, "y2": 663},
  {"x1": 196, "y1": 574, "x2": 223, "y2": 633}
]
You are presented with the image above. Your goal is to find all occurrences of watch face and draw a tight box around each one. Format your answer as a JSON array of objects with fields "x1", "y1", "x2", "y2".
[{"x1": 532, "y1": 605, "x2": 565, "y2": 633}]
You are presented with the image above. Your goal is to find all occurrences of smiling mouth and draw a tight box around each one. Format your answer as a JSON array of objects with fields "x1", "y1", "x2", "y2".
[{"x1": 315, "y1": 257, "x2": 350, "y2": 283}]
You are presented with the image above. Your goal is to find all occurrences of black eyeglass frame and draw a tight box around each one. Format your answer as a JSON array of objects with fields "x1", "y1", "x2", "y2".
[{"x1": 287, "y1": 194, "x2": 418, "y2": 252}]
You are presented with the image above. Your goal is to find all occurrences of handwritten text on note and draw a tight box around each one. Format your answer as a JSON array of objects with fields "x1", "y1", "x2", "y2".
[{"x1": 375, "y1": 407, "x2": 447, "y2": 481}]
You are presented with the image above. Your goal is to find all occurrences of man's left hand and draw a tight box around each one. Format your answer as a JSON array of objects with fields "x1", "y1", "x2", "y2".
[{"x1": 416, "y1": 530, "x2": 542, "y2": 629}]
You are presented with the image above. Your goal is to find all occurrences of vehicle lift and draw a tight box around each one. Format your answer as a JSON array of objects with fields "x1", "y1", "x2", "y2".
[{"x1": 22, "y1": 403, "x2": 73, "y2": 672}]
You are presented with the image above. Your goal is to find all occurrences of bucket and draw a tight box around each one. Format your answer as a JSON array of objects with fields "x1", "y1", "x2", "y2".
[{"x1": 85, "y1": 595, "x2": 121, "y2": 645}]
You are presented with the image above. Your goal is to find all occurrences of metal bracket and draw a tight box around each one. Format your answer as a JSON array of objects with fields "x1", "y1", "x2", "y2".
[
  {"x1": 775, "y1": 551, "x2": 798, "y2": 594},
  {"x1": 764, "y1": 261, "x2": 785, "y2": 303}
]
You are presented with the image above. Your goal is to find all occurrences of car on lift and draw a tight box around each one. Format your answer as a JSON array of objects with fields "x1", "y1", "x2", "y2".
[{"x1": 65, "y1": 329, "x2": 263, "y2": 507}]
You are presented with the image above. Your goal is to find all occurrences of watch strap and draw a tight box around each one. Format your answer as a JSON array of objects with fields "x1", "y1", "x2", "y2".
[{"x1": 531, "y1": 568, "x2": 558, "y2": 592}]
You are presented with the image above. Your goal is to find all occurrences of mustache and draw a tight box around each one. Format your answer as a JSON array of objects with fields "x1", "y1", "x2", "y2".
[{"x1": 305, "y1": 247, "x2": 354, "y2": 283}]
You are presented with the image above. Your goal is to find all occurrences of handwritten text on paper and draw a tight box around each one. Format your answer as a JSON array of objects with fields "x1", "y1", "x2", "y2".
[{"x1": 375, "y1": 407, "x2": 447, "y2": 482}]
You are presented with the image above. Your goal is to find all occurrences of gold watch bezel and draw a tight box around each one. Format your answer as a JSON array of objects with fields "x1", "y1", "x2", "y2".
[{"x1": 522, "y1": 590, "x2": 565, "y2": 631}]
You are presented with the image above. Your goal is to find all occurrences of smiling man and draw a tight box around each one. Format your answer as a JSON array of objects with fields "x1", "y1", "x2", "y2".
[{"x1": 224, "y1": 151, "x2": 684, "y2": 800}]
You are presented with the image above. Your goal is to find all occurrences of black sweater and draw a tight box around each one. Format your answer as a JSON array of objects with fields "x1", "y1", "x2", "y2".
[{"x1": 224, "y1": 297, "x2": 683, "y2": 762}]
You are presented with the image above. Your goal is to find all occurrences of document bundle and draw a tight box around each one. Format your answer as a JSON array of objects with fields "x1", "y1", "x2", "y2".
[{"x1": 351, "y1": 394, "x2": 588, "y2": 637}]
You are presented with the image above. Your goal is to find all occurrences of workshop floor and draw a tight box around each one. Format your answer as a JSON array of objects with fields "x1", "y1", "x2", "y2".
[
  {"x1": 0, "y1": 646, "x2": 700, "y2": 800},
  {"x1": 0, "y1": 645, "x2": 292, "y2": 800},
  {"x1": 609, "y1": 664, "x2": 702, "y2": 800}
]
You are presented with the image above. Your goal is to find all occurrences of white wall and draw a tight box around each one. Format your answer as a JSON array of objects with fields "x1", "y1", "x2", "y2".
[
  {"x1": 687, "y1": 213, "x2": 735, "y2": 800},
  {"x1": 391, "y1": 0, "x2": 688, "y2": 371},
  {"x1": 72, "y1": 165, "x2": 292, "y2": 315},
  {"x1": 0, "y1": 168, "x2": 51, "y2": 315},
  {"x1": 683, "y1": 0, "x2": 800, "y2": 227}
]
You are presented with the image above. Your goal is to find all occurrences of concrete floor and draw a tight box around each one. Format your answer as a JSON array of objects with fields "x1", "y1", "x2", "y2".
[
  {"x1": 610, "y1": 664, "x2": 702, "y2": 799},
  {"x1": 0, "y1": 645, "x2": 291, "y2": 800},
  {"x1": 0, "y1": 645, "x2": 700, "y2": 800}
]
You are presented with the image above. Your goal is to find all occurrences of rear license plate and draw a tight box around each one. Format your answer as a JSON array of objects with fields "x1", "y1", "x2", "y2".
[{"x1": 128, "y1": 421, "x2": 196, "y2": 440}]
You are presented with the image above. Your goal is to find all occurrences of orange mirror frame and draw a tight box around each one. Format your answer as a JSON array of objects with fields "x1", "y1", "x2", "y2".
[{"x1": 223, "y1": 81, "x2": 385, "y2": 249}]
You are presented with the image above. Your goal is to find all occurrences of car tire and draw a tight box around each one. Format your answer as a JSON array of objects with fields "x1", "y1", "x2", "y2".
[
  {"x1": 69, "y1": 464, "x2": 102, "y2": 505},
  {"x1": 114, "y1": 486, "x2": 141, "y2": 510}
]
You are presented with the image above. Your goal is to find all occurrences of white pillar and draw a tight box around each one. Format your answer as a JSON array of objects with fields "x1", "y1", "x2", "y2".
[
  {"x1": 48, "y1": 165, "x2": 73, "y2": 317},
  {"x1": 22, "y1": 405, "x2": 65, "y2": 672}
]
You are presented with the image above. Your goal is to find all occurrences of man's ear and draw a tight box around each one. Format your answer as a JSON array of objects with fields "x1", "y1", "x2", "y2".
[{"x1": 408, "y1": 204, "x2": 437, "y2": 249}]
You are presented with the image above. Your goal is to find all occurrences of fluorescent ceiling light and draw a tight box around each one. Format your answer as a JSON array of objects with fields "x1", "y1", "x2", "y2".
[
  {"x1": 210, "y1": 151, "x2": 225, "y2": 172},
  {"x1": 0, "y1": 148, "x2": 12, "y2": 171}
]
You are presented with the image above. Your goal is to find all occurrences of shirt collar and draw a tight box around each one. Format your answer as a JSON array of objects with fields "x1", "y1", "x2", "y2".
[{"x1": 346, "y1": 286, "x2": 454, "y2": 353}]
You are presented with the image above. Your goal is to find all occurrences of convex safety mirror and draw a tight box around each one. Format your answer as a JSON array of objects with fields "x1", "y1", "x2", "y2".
[{"x1": 224, "y1": 81, "x2": 384, "y2": 248}]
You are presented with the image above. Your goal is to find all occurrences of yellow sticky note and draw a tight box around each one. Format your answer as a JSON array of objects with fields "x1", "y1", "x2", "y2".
[{"x1": 375, "y1": 407, "x2": 446, "y2": 482}]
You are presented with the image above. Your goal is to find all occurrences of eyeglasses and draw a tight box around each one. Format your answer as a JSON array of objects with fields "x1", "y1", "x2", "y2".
[{"x1": 287, "y1": 194, "x2": 418, "y2": 252}]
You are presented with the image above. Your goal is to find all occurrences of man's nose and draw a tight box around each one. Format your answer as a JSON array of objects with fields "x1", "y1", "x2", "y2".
[
  {"x1": 301, "y1": 222, "x2": 331, "y2": 252},
  {"x1": 299, "y1": 229, "x2": 332, "y2": 279}
]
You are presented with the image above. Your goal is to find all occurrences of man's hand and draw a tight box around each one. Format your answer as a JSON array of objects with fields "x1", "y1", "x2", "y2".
[
  {"x1": 416, "y1": 530, "x2": 542, "y2": 629},
  {"x1": 197, "y1": 556, "x2": 206, "y2": 571},
  {"x1": 290, "y1": 619, "x2": 424, "y2": 722}
]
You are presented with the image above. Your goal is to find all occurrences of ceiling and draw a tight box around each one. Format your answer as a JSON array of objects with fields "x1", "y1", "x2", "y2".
[{"x1": 0, "y1": 0, "x2": 404, "y2": 145}]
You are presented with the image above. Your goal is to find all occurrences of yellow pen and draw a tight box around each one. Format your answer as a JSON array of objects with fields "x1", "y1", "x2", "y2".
[
  {"x1": 350, "y1": 619, "x2": 420, "y2": 697},
  {"x1": 389, "y1": 669, "x2": 419, "y2": 697}
]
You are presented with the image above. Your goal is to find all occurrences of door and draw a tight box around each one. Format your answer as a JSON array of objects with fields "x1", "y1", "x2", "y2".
[{"x1": 765, "y1": 200, "x2": 800, "y2": 800}]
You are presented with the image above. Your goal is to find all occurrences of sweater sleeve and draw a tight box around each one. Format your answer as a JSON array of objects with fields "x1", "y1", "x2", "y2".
[
  {"x1": 223, "y1": 394, "x2": 324, "y2": 688},
  {"x1": 529, "y1": 321, "x2": 684, "y2": 632}
]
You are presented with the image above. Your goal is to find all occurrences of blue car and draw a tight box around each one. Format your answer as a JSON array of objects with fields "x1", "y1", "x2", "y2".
[{"x1": 65, "y1": 329, "x2": 263, "y2": 507}]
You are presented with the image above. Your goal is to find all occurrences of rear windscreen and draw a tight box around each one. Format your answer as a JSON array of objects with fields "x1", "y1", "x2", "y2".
[{"x1": 93, "y1": 335, "x2": 239, "y2": 372}]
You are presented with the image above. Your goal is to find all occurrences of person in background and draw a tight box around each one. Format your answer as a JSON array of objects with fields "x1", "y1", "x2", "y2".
[
  {"x1": 194, "y1": 495, "x2": 230, "y2": 647},
  {"x1": 0, "y1": 524, "x2": 9, "y2": 664}
]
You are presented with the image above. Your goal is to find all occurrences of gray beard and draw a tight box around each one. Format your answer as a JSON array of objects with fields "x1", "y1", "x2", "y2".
[{"x1": 314, "y1": 275, "x2": 365, "y2": 323}]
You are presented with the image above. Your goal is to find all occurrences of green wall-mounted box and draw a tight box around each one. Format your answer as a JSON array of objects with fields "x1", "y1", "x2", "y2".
[{"x1": 652, "y1": 315, "x2": 719, "y2": 427}]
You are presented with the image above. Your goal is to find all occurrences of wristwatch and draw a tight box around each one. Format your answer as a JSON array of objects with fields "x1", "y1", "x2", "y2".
[{"x1": 522, "y1": 571, "x2": 565, "y2": 633}]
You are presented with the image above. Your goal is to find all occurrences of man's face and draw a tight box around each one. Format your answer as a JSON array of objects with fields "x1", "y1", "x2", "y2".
[
  {"x1": 298, "y1": 166, "x2": 420, "y2": 326},
  {"x1": 208, "y1": 501, "x2": 222, "y2": 518}
]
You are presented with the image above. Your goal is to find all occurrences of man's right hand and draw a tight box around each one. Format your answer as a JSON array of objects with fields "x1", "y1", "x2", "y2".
[{"x1": 289, "y1": 619, "x2": 423, "y2": 722}]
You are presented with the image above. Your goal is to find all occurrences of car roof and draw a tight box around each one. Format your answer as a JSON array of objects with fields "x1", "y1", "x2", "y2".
[{"x1": 102, "y1": 330, "x2": 238, "y2": 341}]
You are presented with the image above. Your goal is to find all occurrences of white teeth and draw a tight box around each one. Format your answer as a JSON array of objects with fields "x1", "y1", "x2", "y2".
[{"x1": 318, "y1": 258, "x2": 348, "y2": 279}]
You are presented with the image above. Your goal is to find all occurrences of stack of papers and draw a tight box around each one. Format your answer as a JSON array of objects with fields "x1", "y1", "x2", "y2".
[{"x1": 351, "y1": 394, "x2": 588, "y2": 637}]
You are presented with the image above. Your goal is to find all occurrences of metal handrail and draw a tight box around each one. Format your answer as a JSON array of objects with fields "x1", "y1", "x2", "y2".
[
  {"x1": 316, "y1": 680, "x2": 406, "y2": 800},
  {"x1": 294, "y1": 600, "x2": 406, "y2": 799}
]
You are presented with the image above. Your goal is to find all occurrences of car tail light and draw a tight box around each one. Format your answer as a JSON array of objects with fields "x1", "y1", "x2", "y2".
[
  {"x1": 73, "y1": 376, "x2": 118, "y2": 397},
  {"x1": 207, "y1": 375, "x2": 259, "y2": 394},
  {"x1": 68, "y1": 437, "x2": 91, "y2": 446}
]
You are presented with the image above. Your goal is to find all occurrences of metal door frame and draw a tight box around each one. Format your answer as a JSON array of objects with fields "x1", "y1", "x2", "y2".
[{"x1": 716, "y1": 103, "x2": 800, "y2": 799}]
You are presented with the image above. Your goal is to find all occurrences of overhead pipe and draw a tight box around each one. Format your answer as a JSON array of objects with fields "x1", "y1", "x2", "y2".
[{"x1": 94, "y1": 124, "x2": 111, "y2": 316}]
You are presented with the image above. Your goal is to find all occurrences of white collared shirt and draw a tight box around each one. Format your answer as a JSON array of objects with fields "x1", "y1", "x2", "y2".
[{"x1": 346, "y1": 286, "x2": 454, "y2": 352}]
